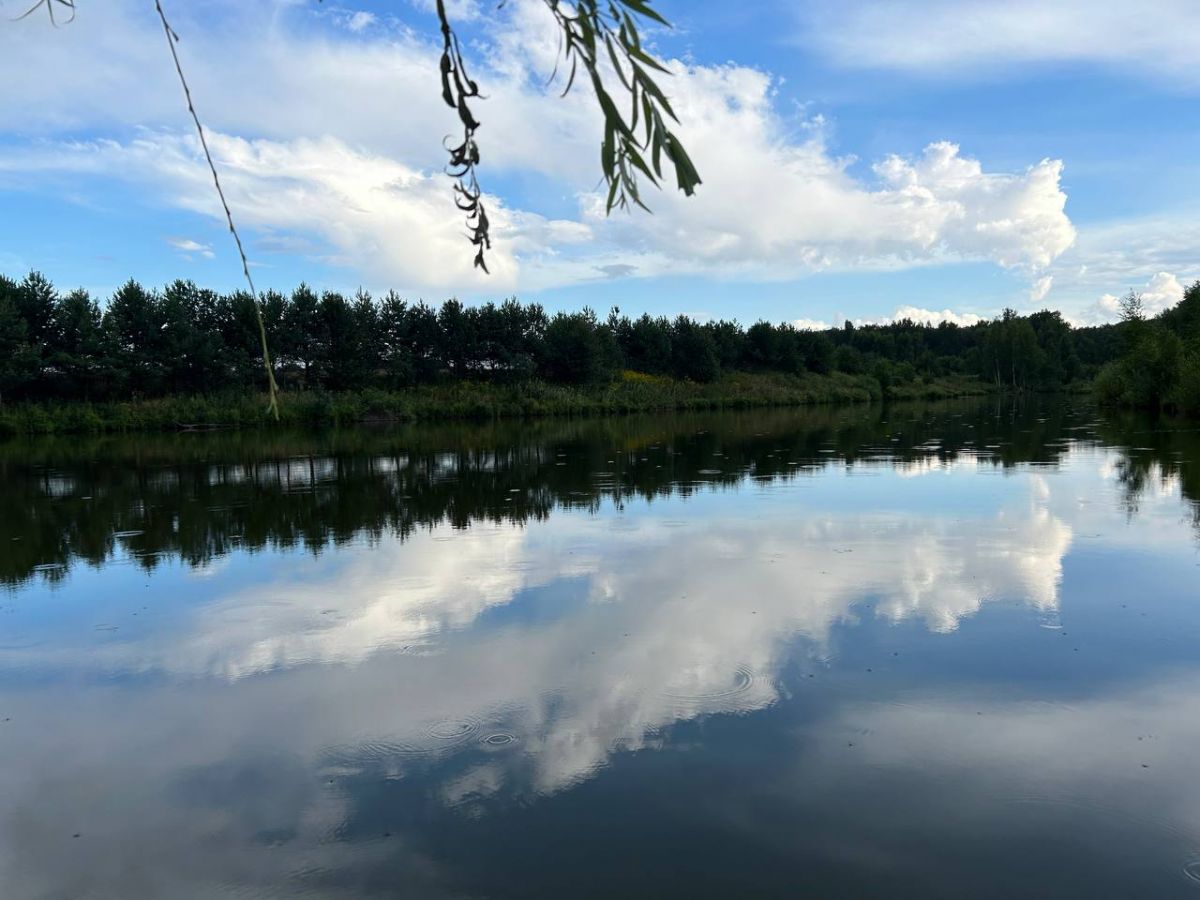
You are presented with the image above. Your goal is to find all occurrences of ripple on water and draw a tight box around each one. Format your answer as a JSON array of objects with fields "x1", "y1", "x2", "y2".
[
  {"x1": 328, "y1": 715, "x2": 486, "y2": 762},
  {"x1": 659, "y1": 664, "x2": 766, "y2": 713},
  {"x1": 481, "y1": 732, "x2": 517, "y2": 748},
  {"x1": 1185, "y1": 861, "x2": 1200, "y2": 885},
  {"x1": 424, "y1": 715, "x2": 484, "y2": 747}
]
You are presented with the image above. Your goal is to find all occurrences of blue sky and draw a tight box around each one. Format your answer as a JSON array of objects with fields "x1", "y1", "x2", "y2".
[{"x1": 0, "y1": 0, "x2": 1197, "y2": 326}]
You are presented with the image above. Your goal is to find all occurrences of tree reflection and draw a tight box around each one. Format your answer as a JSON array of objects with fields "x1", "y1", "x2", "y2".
[{"x1": 3, "y1": 398, "x2": 1192, "y2": 589}]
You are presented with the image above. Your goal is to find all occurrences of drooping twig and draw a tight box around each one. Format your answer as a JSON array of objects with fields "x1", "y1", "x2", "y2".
[
  {"x1": 153, "y1": 0, "x2": 280, "y2": 420},
  {"x1": 10, "y1": 0, "x2": 75, "y2": 25},
  {"x1": 436, "y1": 0, "x2": 491, "y2": 273},
  {"x1": 432, "y1": 0, "x2": 701, "y2": 271}
]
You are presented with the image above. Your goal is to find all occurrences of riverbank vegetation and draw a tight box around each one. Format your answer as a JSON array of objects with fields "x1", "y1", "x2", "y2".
[
  {"x1": 1094, "y1": 283, "x2": 1200, "y2": 414},
  {"x1": 0, "y1": 372, "x2": 994, "y2": 436},
  {"x1": 0, "y1": 270, "x2": 1194, "y2": 433}
]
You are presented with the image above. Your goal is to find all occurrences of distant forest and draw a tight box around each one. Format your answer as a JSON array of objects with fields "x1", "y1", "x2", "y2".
[{"x1": 1, "y1": 272, "x2": 1198, "y2": 411}]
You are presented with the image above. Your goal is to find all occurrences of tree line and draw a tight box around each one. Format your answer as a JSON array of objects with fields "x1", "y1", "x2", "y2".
[{"x1": 0, "y1": 271, "x2": 1195, "y2": 404}]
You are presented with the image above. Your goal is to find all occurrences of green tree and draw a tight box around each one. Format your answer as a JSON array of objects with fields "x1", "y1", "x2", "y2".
[
  {"x1": 103, "y1": 279, "x2": 163, "y2": 396},
  {"x1": 670, "y1": 316, "x2": 720, "y2": 383},
  {"x1": 50, "y1": 288, "x2": 107, "y2": 399},
  {"x1": 797, "y1": 331, "x2": 834, "y2": 374},
  {"x1": 437, "y1": 298, "x2": 475, "y2": 378},
  {"x1": 539, "y1": 310, "x2": 613, "y2": 385},
  {"x1": 159, "y1": 280, "x2": 227, "y2": 394},
  {"x1": 1029, "y1": 310, "x2": 1077, "y2": 387},
  {"x1": 1096, "y1": 327, "x2": 1183, "y2": 411},
  {"x1": 15, "y1": 271, "x2": 58, "y2": 349},
  {"x1": 353, "y1": 290, "x2": 382, "y2": 385},
  {"x1": 621, "y1": 313, "x2": 673, "y2": 375},
  {"x1": 0, "y1": 288, "x2": 36, "y2": 403},
  {"x1": 218, "y1": 290, "x2": 272, "y2": 390},
  {"x1": 314, "y1": 291, "x2": 361, "y2": 391},
  {"x1": 11, "y1": 271, "x2": 59, "y2": 391},
  {"x1": 282, "y1": 284, "x2": 320, "y2": 389},
  {"x1": 744, "y1": 321, "x2": 780, "y2": 371},
  {"x1": 379, "y1": 291, "x2": 415, "y2": 388}
]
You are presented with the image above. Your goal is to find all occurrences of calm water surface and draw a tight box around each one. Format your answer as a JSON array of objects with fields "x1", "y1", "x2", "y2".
[{"x1": 2, "y1": 400, "x2": 1200, "y2": 898}]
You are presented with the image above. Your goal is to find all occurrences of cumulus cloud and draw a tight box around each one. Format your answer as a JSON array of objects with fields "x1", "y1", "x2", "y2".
[
  {"x1": 798, "y1": 0, "x2": 1200, "y2": 85},
  {"x1": 1036, "y1": 215, "x2": 1198, "y2": 323},
  {"x1": 0, "y1": 0, "x2": 1077, "y2": 293},
  {"x1": 582, "y1": 112, "x2": 1075, "y2": 280},
  {"x1": 1083, "y1": 271, "x2": 1186, "y2": 325},
  {"x1": 870, "y1": 142, "x2": 1074, "y2": 269},
  {"x1": 1126, "y1": 271, "x2": 1185, "y2": 315},
  {"x1": 856, "y1": 305, "x2": 985, "y2": 327},
  {"x1": 792, "y1": 318, "x2": 832, "y2": 331}
]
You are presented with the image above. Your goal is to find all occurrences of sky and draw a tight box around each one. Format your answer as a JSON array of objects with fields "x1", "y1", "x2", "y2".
[{"x1": 0, "y1": 0, "x2": 1197, "y2": 327}]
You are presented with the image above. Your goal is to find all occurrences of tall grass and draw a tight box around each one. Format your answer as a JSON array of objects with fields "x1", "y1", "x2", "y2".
[{"x1": 0, "y1": 372, "x2": 990, "y2": 437}]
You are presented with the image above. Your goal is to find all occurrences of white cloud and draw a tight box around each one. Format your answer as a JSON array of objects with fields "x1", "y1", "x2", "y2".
[
  {"x1": 0, "y1": 0, "x2": 1076, "y2": 293},
  {"x1": 1030, "y1": 275, "x2": 1053, "y2": 304},
  {"x1": 869, "y1": 142, "x2": 1074, "y2": 270},
  {"x1": 580, "y1": 110, "x2": 1075, "y2": 280},
  {"x1": 799, "y1": 0, "x2": 1200, "y2": 85},
  {"x1": 166, "y1": 237, "x2": 214, "y2": 259},
  {"x1": 1130, "y1": 271, "x2": 1185, "y2": 315},
  {"x1": 1024, "y1": 213, "x2": 1199, "y2": 323},
  {"x1": 4, "y1": 131, "x2": 592, "y2": 291},
  {"x1": 1083, "y1": 271, "x2": 1186, "y2": 325},
  {"x1": 792, "y1": 318, "x2": 832, "y2": 331},
  {"x1": 344, "y1": 11, "x2": 376, "y2": 33},
  {"x1": 857, "y1": 305, "x2": 985, "y2": 327}
]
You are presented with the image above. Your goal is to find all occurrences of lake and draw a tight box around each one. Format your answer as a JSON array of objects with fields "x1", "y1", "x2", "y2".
[{"x1": 2, "y1": 399, "x2": 1200, "y2": 898}]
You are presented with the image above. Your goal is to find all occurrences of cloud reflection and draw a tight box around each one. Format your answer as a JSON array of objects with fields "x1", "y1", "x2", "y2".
[{"x1": 2, "y1": 471, "x2": 1071, "y2": 796}]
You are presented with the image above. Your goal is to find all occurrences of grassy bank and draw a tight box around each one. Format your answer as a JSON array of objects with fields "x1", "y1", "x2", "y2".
[{"x1": 0, "y1": 371, "x2": 991, "y2": 436}]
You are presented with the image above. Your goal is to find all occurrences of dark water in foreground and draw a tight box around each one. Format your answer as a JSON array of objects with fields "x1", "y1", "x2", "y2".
[{"x1": 2, "y1": 400, "x2": 1200, "y2": 898}]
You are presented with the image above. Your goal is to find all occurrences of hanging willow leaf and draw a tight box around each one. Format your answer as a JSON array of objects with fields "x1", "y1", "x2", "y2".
[
  {"x1": 435, "y1": 0, "x2": 493, "y2": 272},
  {"x1": 539, "y1": 0, "x2": 702, "y2": 216},
  {"x1": 433, "y1": 0, "x2": 700, "y2": 268}
]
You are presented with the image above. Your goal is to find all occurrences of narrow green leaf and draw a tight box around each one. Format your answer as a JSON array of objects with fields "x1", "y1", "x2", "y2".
[
  {"x1": 618, "y1": 0, "x2": 669, "y2": 27},
  {"x1": 605, "y1": 173, "x2": 621, "y2": 212},
  {"x1": 627, "y1": 43, "x2": 671, "y2": 74},
  {"x1": 604, "y1": 35, "x2": 631, "y2": 90},
  {"x1": 633, "y1": 65, "x2": 677, "y2": 121}
]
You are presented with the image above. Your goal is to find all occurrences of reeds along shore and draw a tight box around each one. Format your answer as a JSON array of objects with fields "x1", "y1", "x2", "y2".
[{"x1": 0, "y1": 372, "x2": 992, "y2": 436}]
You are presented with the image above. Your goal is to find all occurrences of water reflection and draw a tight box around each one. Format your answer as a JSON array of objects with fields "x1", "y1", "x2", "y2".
[
  {"x1": 3, "y1": 400, "x2": 1200, "y2": 898},
  {"x1": 0, "y1": 401, "x2": 1110, "y2": 590}
]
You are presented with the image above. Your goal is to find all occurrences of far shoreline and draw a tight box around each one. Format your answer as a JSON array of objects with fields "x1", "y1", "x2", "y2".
[{"x1": 0, "y1": 372, "x2": 1010, "y2": 437}]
